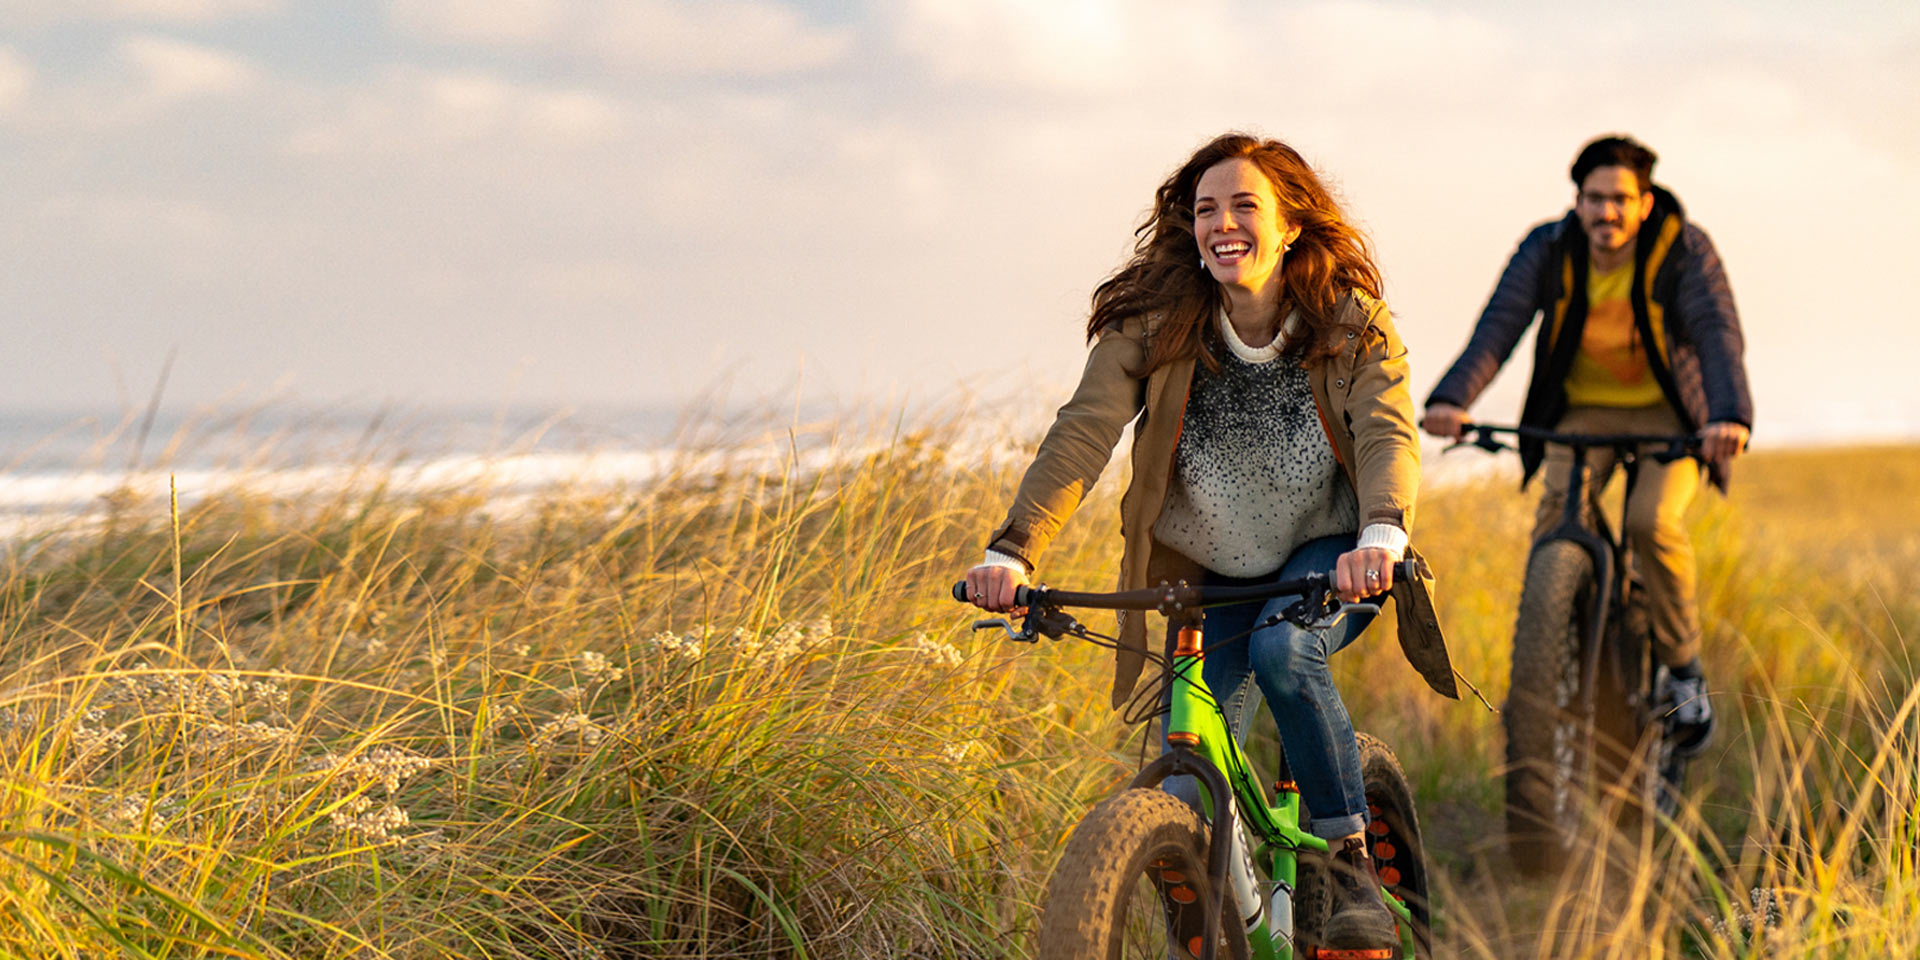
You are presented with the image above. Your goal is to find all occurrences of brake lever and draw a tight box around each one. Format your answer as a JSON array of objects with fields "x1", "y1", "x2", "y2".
[
  {"x1": 972, "y1": 617, "x2": 1038, "y2": 643},
  {"x1": 973, "y1": 607, "x2": 1083, "y2": 643},
  {"x1": 1279, "y1": 594, "x2": 1382, "y2": 630},
  {"x1": 1310, "y1": 602, "x2": 1381, "y2": 630}
]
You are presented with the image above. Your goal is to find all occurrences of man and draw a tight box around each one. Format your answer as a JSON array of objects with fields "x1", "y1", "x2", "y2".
[{"x1": 1422, "y1": 135, "x2": 1752, "y2": 748}]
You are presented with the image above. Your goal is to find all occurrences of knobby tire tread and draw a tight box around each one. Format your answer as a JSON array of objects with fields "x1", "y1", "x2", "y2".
[
  {"x1": 1038, "y1": 788, "x2": 1249, "y2": 960},
  {"x1": 1356, "y1": 732, "x2": 1433, "y2": 959},
  {"x1": 1504, "y1": 539, "x2": 1593, "y2": 875}
]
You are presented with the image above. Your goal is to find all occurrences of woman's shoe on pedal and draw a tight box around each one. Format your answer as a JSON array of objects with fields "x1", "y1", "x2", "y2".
[{"x1": 1321, "y1": 835, "x2": 1398, "y2": 957}]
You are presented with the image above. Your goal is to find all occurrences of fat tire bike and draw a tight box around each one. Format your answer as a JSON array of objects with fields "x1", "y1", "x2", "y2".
[
  {"x1": 951, "y1": 563, "x2": 1433, "y2": 959},
  {"x1": 1449, "y1": 423, "x2": 1707, "y2": 875}
]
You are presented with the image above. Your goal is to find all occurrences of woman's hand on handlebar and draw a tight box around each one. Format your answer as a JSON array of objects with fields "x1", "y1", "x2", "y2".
[
  {"x1": 964, "y1": 564, "x2": 1029, "y2": 613},
  {"x1": 1334, "y1": 546, "x2": 1396, "y2": 603}
]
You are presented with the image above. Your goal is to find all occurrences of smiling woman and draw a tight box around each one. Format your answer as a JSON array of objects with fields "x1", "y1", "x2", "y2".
[{"x1": 960, "y1": 132, "x2": 1445, "y2": 957}]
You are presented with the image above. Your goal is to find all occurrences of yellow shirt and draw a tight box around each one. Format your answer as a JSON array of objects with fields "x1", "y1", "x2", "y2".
[{"x1": 1564, "y1": 260, "x2": 1667, "y2": 408}]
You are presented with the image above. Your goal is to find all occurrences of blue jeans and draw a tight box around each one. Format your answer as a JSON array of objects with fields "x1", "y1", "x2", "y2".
[{"x1": 1163, "y1": 534, "x2": 1375, "y2": 839}]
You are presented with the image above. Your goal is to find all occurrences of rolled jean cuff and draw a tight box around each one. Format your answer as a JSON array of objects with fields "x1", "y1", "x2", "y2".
[{"x1": 1309, "y1": 813, "x2": 1367, "y2": 841}]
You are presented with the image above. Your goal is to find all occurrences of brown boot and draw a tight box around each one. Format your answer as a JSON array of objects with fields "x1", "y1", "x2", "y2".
[{"x1": 1321, "y1": 835, "x2": 1398, "y2": 956}]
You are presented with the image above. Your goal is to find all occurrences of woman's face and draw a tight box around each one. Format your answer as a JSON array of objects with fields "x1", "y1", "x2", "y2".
[{"x1": 1193, "y1": 157, "x2": 1299, "y2": 293}]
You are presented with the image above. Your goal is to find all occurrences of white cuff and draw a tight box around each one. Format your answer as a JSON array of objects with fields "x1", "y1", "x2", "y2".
[
  {"x1": 1355, "y1": 523, "x2": 1408, "y2": 561},
  {"x1": 981, "y1": 549, "x2": 1029, "y2": 573}
]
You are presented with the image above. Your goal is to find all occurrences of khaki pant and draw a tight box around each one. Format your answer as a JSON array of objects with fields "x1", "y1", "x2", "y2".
[{"x1": 1532, "y1": 404, "x2": 1702, "y2": 669}]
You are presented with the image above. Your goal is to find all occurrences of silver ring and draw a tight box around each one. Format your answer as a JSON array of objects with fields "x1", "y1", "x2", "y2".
[{"x1": 1366, "y1": 569, "x2": 1380, "y2": 582}]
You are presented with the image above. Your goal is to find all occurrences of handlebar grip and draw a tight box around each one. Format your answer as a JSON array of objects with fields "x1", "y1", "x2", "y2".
[{"x1": 952, "y1": 580, "x2": 1039, "y2": 606}]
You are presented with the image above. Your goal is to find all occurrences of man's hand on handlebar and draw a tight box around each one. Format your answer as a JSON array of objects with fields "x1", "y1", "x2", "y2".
[
  {"x1": 1698, "y1": 421, "x2": 1749, "y2": 467},
  {"x1": 1421, "y1": 403, "x2": 1468, "y2": 441},
  {"x1": 1334, "y1": 547, "x2": 1396, "y2": 603},
  {"x1": 964, "y1": 563, "x2": 1029, "y2": 614}
]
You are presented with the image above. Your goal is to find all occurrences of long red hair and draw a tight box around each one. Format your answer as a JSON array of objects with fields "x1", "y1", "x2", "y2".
[{"x1": 1088, "y1": 133, "x2": 1383, "y2": 373}]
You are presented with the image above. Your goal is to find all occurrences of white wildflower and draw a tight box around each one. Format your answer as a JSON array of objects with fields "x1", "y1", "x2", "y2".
[
  {"x1": 100, "y1": 668, "x2": 291, "y2": 716},
  {"x1": 1712, "y1": 886, "x2": 1789, "y2": 939},
  {"x1": 71, "y1": 720, "x2": 128, "y2": 759},
  {"x1": 343, "y1": 631, "x2": 388, "y2": 656},
  {"x1": 330, "y1": 796, "x2": 411, "y2": 842},
  {"x1": 194, "y1": 720, "x2": 296, "y2": 753},
  {"x1": 941, "y1": 741, "x2": 974, "y2": 764},
  {"x1": 905, "y1": 633, "x2": 964, "y2": 667},
  {"x1": 103, "y1": 795, "x2": 157, "y2": 827},
  {"x1": 804, "y1": 616, "x2": 834, "y2": 641},
  {"x1": 248, "y1": 676, "x2": 291, "y2": 709},
  {"x1": 511, "y1": 643, "x2": 532, "y2": 657},
  {"x1": 644, "y1": 630, "x2": 702, "y2": 660},
  {"x1": 731, "y1": 624, "x2": 808, "y2": 665},
  {"x1": 532, "y1": 712, "x2": 605, "y2": 748},
  {"x1": 310, "y1": 746, "x2": 434, "y2": 793},
  {"x1": 731, "y1": 626, "x2": 764, "y2": 661},
  {"x1": 101, "y1": 793, "x2": 192, "y2": 831},
  {"x1": 578, "y1": 650, "x2": 624, "y2": 682}
]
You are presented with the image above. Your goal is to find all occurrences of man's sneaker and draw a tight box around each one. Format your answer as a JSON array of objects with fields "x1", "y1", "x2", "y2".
[
  {"x1": 1321, "y1": 835, "x2": 1399, "y2": 956},
  {"x1": 1664, "y1": 670, "x2": 1715, "y2": 758}
]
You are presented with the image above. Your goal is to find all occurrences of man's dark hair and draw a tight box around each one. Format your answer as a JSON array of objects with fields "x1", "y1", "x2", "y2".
[{"x1": 1570, "y1": 135, "x2": 1657, "y2": 193}]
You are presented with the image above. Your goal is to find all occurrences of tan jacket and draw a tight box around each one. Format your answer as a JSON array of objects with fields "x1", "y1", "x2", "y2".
[{"x1": 988, "y1": 291, "x2": 1457, "y2": 708}]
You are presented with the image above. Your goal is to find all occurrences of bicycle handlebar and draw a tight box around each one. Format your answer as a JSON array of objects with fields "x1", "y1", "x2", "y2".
[
  {"x1": 949, "y1": 559, "x2": 1421, "y2": 613},
  {"x1": 1451, "y1": 422, "x2": 1702, "y2": 463}
]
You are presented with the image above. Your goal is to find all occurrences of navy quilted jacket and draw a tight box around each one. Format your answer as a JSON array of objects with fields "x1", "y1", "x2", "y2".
[{"x1": 1426, "y1": 185, "x2": 1752, "y2": 489}]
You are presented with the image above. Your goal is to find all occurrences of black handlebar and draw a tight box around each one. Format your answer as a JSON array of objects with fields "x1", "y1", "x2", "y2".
[
  {"x1": 950, "y1": 559, "x2": 1422, "y2": 612},
  {"x1": 1451, "y1": 422, "x2": 1702, "y2": 464}
]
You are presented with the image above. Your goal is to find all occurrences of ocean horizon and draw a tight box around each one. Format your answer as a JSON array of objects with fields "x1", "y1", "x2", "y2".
[{"x1": 4, "y1": 396, "x2": 1917, "y2": 542}]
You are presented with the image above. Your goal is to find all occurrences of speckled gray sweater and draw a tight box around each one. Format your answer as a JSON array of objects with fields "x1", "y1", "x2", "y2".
[{"x1": 1151, "y1": 311, "x2": 1359, "y2": 577}]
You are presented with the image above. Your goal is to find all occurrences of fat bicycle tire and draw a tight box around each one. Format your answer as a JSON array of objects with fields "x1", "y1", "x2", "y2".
[
  {"x1": 1357, "y1": 732, "x2": 1433, "y2": 959},
  {"x1": 1504, "y1": 539, "x2": 1595, "y2": 875},
  {"x1": 1037, "y1": 788, "x2": 1250, "y2": 960}
]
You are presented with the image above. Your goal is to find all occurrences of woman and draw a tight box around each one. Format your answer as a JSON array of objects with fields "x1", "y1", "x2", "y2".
[{"x1": 963, "y1": 133, "x2": 1445, "y2": 953}]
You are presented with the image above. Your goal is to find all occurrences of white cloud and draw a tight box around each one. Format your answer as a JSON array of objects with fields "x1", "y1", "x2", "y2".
[
  {"x1": 0, "y1": 46, "x2": 31, "y2": 112},
  {"x1": 105, "y1": 0, "x2": 275, "y2": 19},
  {"x1": 595, "y1": 0, "x2": 852, "y2": 75},
  {"x1": 117, "y1": 34, "x2": 259, "y2": 100},
  {"x1": 890, "y1": 0, "x2": 1177, "y2": 96},
  {"x1": 886, "y1": 0, "x2": 1516, "y2": 102},
  {"x1": 3, "y1": 0, "x2": 1916, "y2": 424},
  {"x1": 284, "y1": 67, "x2": 623, "y2": 156},
  {"x1": 387, "y1": 0, "x2": 556, "y2": 43},
  {"x1": 0, "y1": 0, "x2": 277, "y2": 25},
  {"x1": 38, "y1": 192, "x2": 233, "y2": 247},
  {"x1": 391, "y1": 0, "x2": 853, "y2": 76}
]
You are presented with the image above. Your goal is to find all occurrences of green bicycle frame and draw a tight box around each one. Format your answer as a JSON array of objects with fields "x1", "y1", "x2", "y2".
[{"x1": 1164, "y1": 636, "x2": 1418, "y2": 960}]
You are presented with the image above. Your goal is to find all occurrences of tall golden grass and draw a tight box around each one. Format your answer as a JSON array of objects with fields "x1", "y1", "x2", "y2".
[{"x1": 0, "y1": 421, "x2": 1914, "y2": 958}]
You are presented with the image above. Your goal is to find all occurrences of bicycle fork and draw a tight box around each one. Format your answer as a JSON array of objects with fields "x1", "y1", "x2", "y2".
[{"x1": 1143, "y1": 624, "x2": 1418, "y2": 960}]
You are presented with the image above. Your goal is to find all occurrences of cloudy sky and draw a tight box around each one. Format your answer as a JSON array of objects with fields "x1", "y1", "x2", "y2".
[{"x1": 3, "y1": 0, "x2": 1916, "y2": 442}]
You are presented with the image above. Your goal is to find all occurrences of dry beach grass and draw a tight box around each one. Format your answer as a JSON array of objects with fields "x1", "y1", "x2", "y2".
[{"x1": 0, "y1": 419, "x2": 1915, "y2": 958}]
